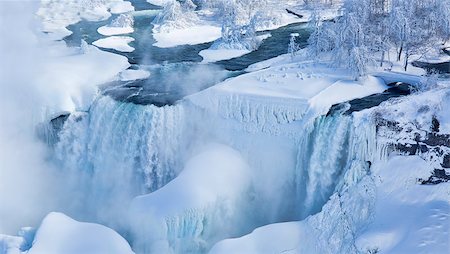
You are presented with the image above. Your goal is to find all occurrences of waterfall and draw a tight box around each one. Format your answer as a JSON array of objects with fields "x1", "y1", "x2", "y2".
[
  {"x1": 295, "y1": 106, "x2": 380, "y2": 219},
  {"x1": 47, "y1": 91, "x2": 389, "y2": 253},
  {"x1": 54, "y1": 96, "x2": 186, "y2": 224}
]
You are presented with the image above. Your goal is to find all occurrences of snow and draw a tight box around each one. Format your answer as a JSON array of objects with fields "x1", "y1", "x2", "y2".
[
  {"x1": 152, "y1": 25, "x2": 222, "y2": 48},
  {"x1": 37, "y1": 44, "x2": 130, "y2": 114},
  {"x1": 109, "y1": 1, "x2": 135, "y2": 14},
  {"x1": 199, "y1": 34, "x2": 272, "y2": 63},
  {"x1": 0, "y1": 234, "x2": 23, "y2": 254},
  {"x1": 414, "y1": 47, "x2": 450, "y2": 64},
  {"x1": 209, "y1": 221, "x2": 304, "y2": 254},
  {"x1": 189, "y1": 58, "x2": 388, "y2": 125},
  {"x1": 27, "y1": 212, "x2": 134, "y2": 254},
  {"x1": 131, "y1": 143, "x2": 250, "y2": 216},
  {"x1": 93, "y1": 36, "x2": 135, "y2": 52},
  {"x1": 147, "y1": 0, "x2": 170, "y2": 7},
  {"x1": 119, "y1": 69, "x2": 151, "y2": 81},
  {"x1": 130, "y1": 144, "x2": 251, "y2": 253},
  {"x1": 98, "y1": 26, "x2": 134, "y2": 36},
  {"x1": 308, "y1": 75, "x2": 387, "y2": 115},
  {"x1": 208, "y1": 105, "x2": 450, "y2": 254},
  {"x1": 199, "y1": 49, "x2": 250, "y2": 63},
  {"x1": 150, "y1": 1, "x2": 308, "y2": 48},
  {"x1": 356, "y1": 156, "x2": 450, "y2": 253},
  {"x1": 209, "y1": 167, "x2": 376, "y2": 254},
  {"x1": 37, "y1": 0, "x2": 134, "y2": 40}
]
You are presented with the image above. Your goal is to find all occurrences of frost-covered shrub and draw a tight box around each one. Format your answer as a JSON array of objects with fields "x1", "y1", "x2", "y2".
[
  {"x1": 212, "y1": 10, "x2": 260, "y2": 51},
  {"x1": 81, "y1": 0, "x2": 107, "y2": 9},
  {"x1": 308, "y1": 0, "x2": 450, "y2": 77},
  {"x1": 289, "y1": 33, "x2": 301, "y2": 59},
  {"x1": 152, "y1": 0, "x2": 199, "y2": 32}
]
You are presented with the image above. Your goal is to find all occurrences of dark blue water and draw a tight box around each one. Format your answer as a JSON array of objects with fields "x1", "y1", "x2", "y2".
[
  {"x1": 412, "y1": 48, "x2": 450, "y2": 75},
  {"x1": 328, "y1": 83, "x2": 413, "y2": 116},
  {"x1": 62, "y1": 1, "x2": 312, "y2": 106},
  {"x1": 217, "y1": 24, "x2": 310, "y2": 71}
]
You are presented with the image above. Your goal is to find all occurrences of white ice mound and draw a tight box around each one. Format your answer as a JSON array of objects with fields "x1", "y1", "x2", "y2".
[
  {"x1": 28, "y1": 212, "x2": 134, "y2": 254},
  {"x1": 130, "y1": 144, "x2": 251, "y2": 253},
  {"x1": 93, "y1": 36, "x2": 135, "y2": 52}
]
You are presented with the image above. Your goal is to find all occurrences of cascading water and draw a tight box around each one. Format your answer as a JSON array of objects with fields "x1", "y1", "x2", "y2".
[
  {"x1": 295, "y1": 106, "x2": 380, "y2": 220},
  {"x1": 53, "y1": 95, "x2": 186, "y2": 225},
  {"x1": 46, "y1": 89, "x2": 385, "y2": 254}
]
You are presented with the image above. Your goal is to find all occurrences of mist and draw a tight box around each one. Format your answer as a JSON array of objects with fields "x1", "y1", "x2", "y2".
[{"x1": 0, "y1": 1, "x2": 69, "y2": 234}]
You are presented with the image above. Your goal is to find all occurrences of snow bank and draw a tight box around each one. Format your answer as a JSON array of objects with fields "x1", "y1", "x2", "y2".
[
  {"x1": 308, "y1": 75, "x2": 387, "y2": 115},
  {"x1": 209, "y1": 222, "x2": 305, "y2": 254},
  {"x1": 37, "y1": 0, "x2": 134, "y2": 40},
  {"x1": 119, "y1": 69, "x2": 151, "y2": 81},
  {"x1": 28, "y1": 212, "x2": 134, "y2": 254},
  {"x1": 356, "y1": 156, "x2": 450, "y2": 254},
  {"x1": 37, "y1": 45, "x2": 129, "y2": 114},
  {"x1": 153, "y1": 25, "x2": 221, "y2": 48},
  {"x1": 199, "y1": 49, "x2": 250, "y2": 63},
  {"x1": 98, "y1": 26, "x2": 134, "y2": 36},
  {"x1": 130, "y1": 144, "x2": 251, "y2": 253},
  {"x1": 93, "y1": 36, "x2": 135, "y2": 52}
]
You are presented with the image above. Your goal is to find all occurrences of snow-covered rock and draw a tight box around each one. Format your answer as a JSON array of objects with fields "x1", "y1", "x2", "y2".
[{"x1": 27, "y1": 212, "x2": 134, "y2": 254}]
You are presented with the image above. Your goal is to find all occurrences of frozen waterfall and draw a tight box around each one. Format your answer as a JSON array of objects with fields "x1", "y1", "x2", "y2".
[{"x1": 53, "y1": 96, "x2": 186, "y2": 225}]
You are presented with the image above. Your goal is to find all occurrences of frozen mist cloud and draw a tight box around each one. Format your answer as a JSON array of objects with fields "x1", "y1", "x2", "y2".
[{"x1": 0, "y1": 1, "x2": 61, "y2": 234}]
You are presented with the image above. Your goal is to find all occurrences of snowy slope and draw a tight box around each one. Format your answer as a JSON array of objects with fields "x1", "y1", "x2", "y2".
[
  {"x1": 130, "y1": 144, "x2": 252, "y2": 253},
  {"x1": 28, "y1": 213, "x2": 134, "y2": 254},
  {"x1": 356, "y1": 156, "x2": 450, "y2": 254},
  {"x1": 37, "y1": 44, "x2": 129, "y2": 114}
]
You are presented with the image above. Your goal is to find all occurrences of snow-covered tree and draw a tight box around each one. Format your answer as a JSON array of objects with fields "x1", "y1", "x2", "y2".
[
  {"x1": 308, "y1": 0, "x2": 377, "y2": 78},
  {"x1": 387, "y1": 0, "x2": 446, "y2": 70},
  {"x1": 152, "y1": 0, "x2": 199, "y2": 32},
  {"x1": 308, "y1": 0, "x2": 450, "y2": 75},
  {"x1": 289, "y1": 33, "x2": 301, "y2": 59},
  {"x1": 110, "y1": 14, "x2": 134, "y2": 28}
]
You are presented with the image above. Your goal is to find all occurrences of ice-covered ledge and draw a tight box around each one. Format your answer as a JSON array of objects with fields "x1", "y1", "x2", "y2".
[{"x1": 188, "y1": 56, "x2": 387, "y2": 125}]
